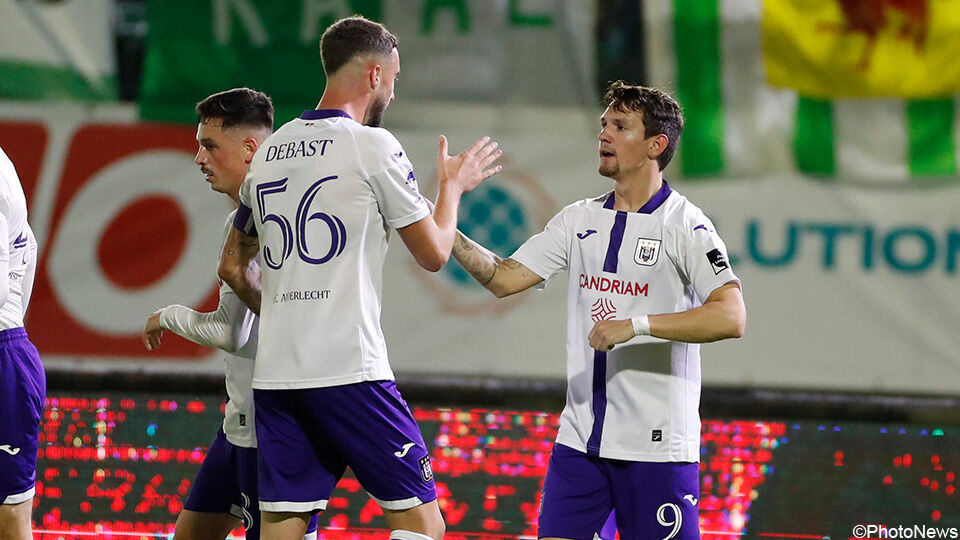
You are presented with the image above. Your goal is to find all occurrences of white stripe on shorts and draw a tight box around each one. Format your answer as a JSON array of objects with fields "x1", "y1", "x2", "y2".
[
  {"x1": 369, "y1": 493, "x2": 425, "y2": 511},
  {"x1": 2, "y1": 486, "x2": 35, "y2": 505},
  {"x1": 259, "y1": 499, "x2": 328, "y2": 513}
]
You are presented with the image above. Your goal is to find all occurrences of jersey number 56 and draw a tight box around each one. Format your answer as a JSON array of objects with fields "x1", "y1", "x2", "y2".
[{"x1": 256, "y1": 175, "x2": 347, "y2": 269}]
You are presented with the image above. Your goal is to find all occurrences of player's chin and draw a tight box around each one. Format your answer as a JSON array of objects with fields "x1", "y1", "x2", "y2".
[{"x1": 598, "y1": 164, "x2": 617, "y2": 178}]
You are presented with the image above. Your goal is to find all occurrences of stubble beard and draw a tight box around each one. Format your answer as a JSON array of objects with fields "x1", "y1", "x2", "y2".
[
  {"x1": 598, "y1": 162, "x2": 617, "y2": 178},
  {"x1": 365, "y1": 95, "x2": 388, "y2": 127}
]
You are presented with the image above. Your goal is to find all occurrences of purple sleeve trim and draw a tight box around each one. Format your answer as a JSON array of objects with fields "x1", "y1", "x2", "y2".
[{"x1": 233, "y1": 204, "x2": 258, "y2": 237}]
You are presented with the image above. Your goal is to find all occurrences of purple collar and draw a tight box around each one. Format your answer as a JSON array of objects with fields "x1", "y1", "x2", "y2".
[
  {"x1": 603, "y1": 180, "x2": 672, "y2": 214},
  {"x1": 300, "y1": 109, "x2": 352, "y2": 120}
]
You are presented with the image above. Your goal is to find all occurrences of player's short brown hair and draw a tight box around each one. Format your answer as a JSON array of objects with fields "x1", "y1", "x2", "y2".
[
  {"x1": 320, "y1": 16, "x2": 398, "y2": 76},
  {"x1": 603, "y1": 81, "x2": 684, "y2": 171},
  {"x1": 196, "y1": 87, "x2": 273, "y2": 131}
]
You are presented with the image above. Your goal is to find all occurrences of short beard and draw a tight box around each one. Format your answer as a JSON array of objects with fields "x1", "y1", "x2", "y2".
[
  {"x1": 364, "y1": 96, "x2": 388, "y2": 127},
  {"x1": 598, "y1": 163, "x2": 617, "y2": 178}
]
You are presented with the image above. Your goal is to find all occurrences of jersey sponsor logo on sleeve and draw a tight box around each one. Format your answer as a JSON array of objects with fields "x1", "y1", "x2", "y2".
[
  {"x1": 577, "y1": 229, "x2": 597, "y2": 240},
  {"x1": 13, "y1": 232, "x2": 27, "y2": 250},
  {"x1": 405, "y1": 170, "x2": 419, "y2": 190},
  {"x1": 706, "y1": 248, "x2": 730, "y2": 274},
  {"x1": 634, "y1": 238, "x2": 661, "y2": 266},
  {"x1": 419, "y1": 456, "x2": 434, "y2": 482}
]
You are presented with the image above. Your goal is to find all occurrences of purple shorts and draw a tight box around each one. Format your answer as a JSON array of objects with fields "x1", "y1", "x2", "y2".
[
  {"x1": 0, "y1": 328, "x2": 45, "y2": 505},
  {"x1": 253, "y1": 381, "x2": 436, "y2": 513},
  {"x1": 185, "y1": 428, "x2": 318, "y2": 539},
  {"x1": 538, "y1": 443, "x2": 700, "y2": 540}
]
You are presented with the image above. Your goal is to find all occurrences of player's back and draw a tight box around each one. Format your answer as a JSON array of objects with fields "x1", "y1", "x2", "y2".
[
  {"x1": 0, "y1": 148, "x2": 35, "y2": 329},
  {"x1": 237, "y1": 110, "x2": 428, "y2": 390}
]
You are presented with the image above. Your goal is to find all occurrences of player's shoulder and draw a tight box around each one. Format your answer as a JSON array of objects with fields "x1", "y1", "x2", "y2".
[
  {"x1": 354, "y1": 125, "x2": 404, "y2": 155},
  {"x1": 566, "y1": 192, "x2": 610, "y2": 214},
  {"x1": 660, "y1": 185, "x2": 716, "y2": 236},
  {"x1": 352, "y1": 126, "x2": 408, "y2": 174},
  {"x1": 545, "y1": 194, "x2": 606, "y2": 226}
]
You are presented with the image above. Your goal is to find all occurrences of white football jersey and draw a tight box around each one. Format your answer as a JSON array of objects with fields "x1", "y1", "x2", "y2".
[
  {"x1": 217, "y1": 211, "x2": 258, "y2": 447},
  {"x1": 512, "y1": 182, "x2": 739, "y2": 462},
  {"x1": 0, "y1": 147, "x2": 36, "y2": 329},
  {"x1": 236, "y1": 110, "x2": 429, "y2": 389}
]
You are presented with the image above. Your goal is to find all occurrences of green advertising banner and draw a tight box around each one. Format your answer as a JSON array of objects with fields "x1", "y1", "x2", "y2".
[
  {"x1": 140, "y1": 0, "x2": 383, "y2": 123},
  {"x1": 139, "y1": 0, "x2": 591, "y2": 125}
]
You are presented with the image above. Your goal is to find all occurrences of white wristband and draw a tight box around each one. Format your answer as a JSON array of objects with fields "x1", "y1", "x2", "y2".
[{"x1": 631, "y1": 315, "x2": 650, "y2": 337}]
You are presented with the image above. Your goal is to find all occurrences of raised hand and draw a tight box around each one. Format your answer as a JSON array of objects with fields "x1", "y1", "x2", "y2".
[{"x1": 436, "y1": 135, "x2": 503, "y2": 194}]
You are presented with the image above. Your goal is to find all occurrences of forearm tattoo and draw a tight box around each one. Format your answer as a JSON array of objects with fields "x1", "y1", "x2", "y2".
[{"x1": 453, "y1": 232, "x2": 499, "y2": 286}]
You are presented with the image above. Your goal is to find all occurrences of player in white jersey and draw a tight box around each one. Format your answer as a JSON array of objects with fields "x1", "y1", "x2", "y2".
[
  {"x1": 451, "y1": 81, "x2": 747, "y2": 540},
  {"x1": 217, "y1": 16, "x2": 502, "y2": 540},
  {"x1": 142, "y1": 88, "x2": 317, "y2": 540},
  {"x1": 0, "y1": 146, "x2": 41, "y2": 540}
]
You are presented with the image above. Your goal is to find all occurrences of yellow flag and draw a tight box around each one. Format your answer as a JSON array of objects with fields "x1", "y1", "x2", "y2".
[{"x1": 762, "y1": 0, "x2": 960, "y2": 98}]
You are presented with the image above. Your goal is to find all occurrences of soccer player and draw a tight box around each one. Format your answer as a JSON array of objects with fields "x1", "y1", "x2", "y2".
[
  {"x1": 450, "y1": 81, "x2": 746, "y2": 540},
  {"x1": 142, "y1": 88, "x2": 317, "y2": 540},
  {"x1": 0, "y1": 146, "x2": 41, "y2": 540},
  {"x1": 217, "y1": 16, "x2": 501, "y2": 540}
]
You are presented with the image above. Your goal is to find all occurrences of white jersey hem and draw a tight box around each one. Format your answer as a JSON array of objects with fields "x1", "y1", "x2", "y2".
[
  {"x1": 555, "y1": 435, "x2": 700, "y2": 463},
  {"x1": 252, "y1": 371, "x2": 394, "y2": 390},
  {"x1": 223, "y1": 427, "x2": 256, "y2": 449}
]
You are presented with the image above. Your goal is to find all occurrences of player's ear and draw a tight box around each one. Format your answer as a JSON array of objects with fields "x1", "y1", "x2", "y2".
[
  {"x1": 370, "y1": 63, "x2": 382, "y2": 90},
  {"x1": 243, "y1": 136, "x2": 260, "y2": 163},
  {"x1": 648, "y1": 134, "x2": 668, "y2": 159}
]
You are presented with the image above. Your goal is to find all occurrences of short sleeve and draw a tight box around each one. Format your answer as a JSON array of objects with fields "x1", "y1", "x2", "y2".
[
  {"x1": 234, "y1": 164, "x2": 258, "y2": 236},
  {"x1": 510, "y1": 208, "x2": 569, "y2": 281},
  {"x1": 362, "y1": 130, "x2": 429, "y2": 229},
  {"x1": 677, "y1": 219, "x2": 740, "y2": 302}
]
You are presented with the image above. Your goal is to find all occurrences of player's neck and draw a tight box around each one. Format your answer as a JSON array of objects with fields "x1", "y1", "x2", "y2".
[
  {"x1": 611, "y1": 172, "x2": 663, "y2": 212},
  {"x1": 316, "y1": 83, "x2": 372, "y2": 124}
]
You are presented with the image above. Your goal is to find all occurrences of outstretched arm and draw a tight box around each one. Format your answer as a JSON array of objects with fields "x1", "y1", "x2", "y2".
[
  {"x1": 588, "y1": 281, "x2": 746, "y2": 351},
  {"x1": 450, "y1": 231, "x2": 543, "y2": 298},
  {"x1": 218, "y1": 226, "x2": 262, "y2": 315},
  {"x1": 143, "y1": 266, "x2": 258, "y2": 353}
]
